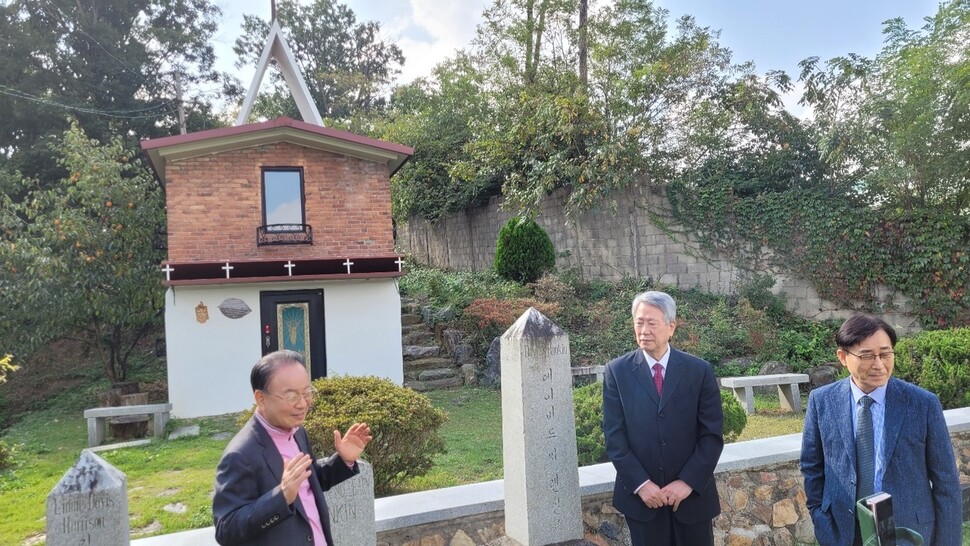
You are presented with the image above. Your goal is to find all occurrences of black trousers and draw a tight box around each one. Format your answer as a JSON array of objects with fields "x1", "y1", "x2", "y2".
[{"x1": 625, "y1": 506, "x2": 714, "y2": 546}]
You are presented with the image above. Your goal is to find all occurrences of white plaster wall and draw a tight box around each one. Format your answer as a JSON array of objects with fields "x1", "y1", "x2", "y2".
[
  {"x1": 323, "y1": 280, "x2": 404, "y2": 382},
  {"x1": 164, "y1": 278, "x2": 402, "y2": 418}
]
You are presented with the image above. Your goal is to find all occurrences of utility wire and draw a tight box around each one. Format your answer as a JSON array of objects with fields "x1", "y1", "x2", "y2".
[{"x1": 0, "y1": 84, "x2": 177, "y2": 119}]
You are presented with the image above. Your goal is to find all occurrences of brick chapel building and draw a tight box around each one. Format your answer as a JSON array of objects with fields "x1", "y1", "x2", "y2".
[{"x1": 141, "y1": 21, "x2": 411, "y2": 417}]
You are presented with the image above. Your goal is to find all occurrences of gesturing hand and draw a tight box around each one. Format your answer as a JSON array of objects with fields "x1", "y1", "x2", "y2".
[
  {"x1": 334, "y1": 422, "x2": 373, "y2": 465},
  {"x1": 280, "y1": 452, "x2": 312, "y2": 505}
]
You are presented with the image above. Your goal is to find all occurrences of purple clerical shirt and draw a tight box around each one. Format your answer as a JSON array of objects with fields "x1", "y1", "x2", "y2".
[{"x1": 254, "y1": 412, "x2": 326, "y2": 545}]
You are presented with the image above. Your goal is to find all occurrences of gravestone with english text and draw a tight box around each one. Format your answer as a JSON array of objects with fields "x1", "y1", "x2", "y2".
[
  {"x1": 501, "y1": 307, "x2": 583, "y2": 545},
  {"x1": 327, "y1": 458, "x2": 376, "y2": 546},
  {"x1": 46, "y1": 449, "x2": 129, "y2": 546}
]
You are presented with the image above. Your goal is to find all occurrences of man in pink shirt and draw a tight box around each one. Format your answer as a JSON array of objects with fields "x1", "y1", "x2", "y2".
[{"x1": 213, "y1": 350, "x2": 372, "y2": 545}]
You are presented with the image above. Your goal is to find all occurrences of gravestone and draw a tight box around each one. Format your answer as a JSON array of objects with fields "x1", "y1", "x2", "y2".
[
  {"x1": 327, "y1": 459, "x2": 376, "y2": 546},
  {"x1": 500, "y1": 308, "x2": 583, "y2": 545},
  {"x1": 46, "y1": 449, "x2": 129, "y2": 546}
]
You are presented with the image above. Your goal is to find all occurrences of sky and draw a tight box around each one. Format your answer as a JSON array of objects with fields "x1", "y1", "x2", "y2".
[{"x1": 212, "y1": 0, "x2": 941, "y2": 113}]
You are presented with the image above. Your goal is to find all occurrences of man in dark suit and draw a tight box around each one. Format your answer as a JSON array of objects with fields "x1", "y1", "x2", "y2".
[
  {"x1": 801, "y1": 315, "x2": 961, "y2": 546},
  {"x1": 603, "y1": 290, "x2": 724, "y2": 545},
  {"x1": 213, "y1": 350, "x2": 372, "y2": 546}
]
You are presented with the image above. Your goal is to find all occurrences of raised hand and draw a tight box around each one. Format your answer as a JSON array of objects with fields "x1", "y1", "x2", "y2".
[
  {"x1": 280, "y1": 452, "x2": 312, "y2": 505},
  {"x1": 334, "y1": 422, "x2": 373, "y2": 465}
]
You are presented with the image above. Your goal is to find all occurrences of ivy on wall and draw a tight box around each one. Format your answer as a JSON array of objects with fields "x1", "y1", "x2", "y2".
[{"x1": 668, "y1": 183, "x2": 970, "y2": 328}]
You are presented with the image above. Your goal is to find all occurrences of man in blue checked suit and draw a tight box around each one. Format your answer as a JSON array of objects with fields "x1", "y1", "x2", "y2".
[
  {"x1": 800, "y1": 315, "x2": 961, "y2": 546},
  {"x1": 603, "y1": 291, "x2": 724, "y2": 545}
]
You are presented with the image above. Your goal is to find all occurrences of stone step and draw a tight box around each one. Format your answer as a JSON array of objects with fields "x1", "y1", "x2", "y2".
[
  {"x1": 405, "y1": 376, "x2": 463, "y2": 392},
  {"x1": 401, "y1": 323, "x2": 431, "y2": 335},
  {"x1": 404, "y1": 357, "x2": 454, "y2": 372},
  {"x1": 402, "y1": 331, "x2": 434, "y2": 345},
  {"x1": 401, "y1": 314, "x2": 423, "y2": 326},
  {"x1": 401, "y1": 301, "x2": 423, "y2": 315},
  {"x1": 403, "y1": 345, "x2": 440, "y2": 360},
  {"x1": 404, "y1": 367, "x2": 458, "y2": 382}
]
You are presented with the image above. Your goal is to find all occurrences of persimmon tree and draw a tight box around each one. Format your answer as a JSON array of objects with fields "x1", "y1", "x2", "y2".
[{"x1": 0, "y1": 122, "x2": 165, "y2": 383}]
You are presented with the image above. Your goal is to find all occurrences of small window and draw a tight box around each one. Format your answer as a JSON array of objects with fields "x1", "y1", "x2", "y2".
[{"x1": 262, "y1": 168, "x2": 306, "y2": 232}]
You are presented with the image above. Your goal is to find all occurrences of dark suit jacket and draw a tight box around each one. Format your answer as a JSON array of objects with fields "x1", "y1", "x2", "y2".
[
  {"x1": 602, "y1": 347, "x2": 724, "y2": 524},
  {"x1": 213, "y1": 417, "x2": 359, "y2": 546},
  {"x1": 800, "y1": 376, "x2": 961, "y2": 546}
]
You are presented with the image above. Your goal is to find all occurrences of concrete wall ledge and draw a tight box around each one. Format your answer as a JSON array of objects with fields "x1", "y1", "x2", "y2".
[{"x1": 131, "y1": 407, "x2": 970, "y2": 545}]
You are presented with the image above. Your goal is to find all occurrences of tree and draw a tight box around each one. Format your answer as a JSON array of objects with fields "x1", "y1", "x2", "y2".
[
  {"x1": 799, "y1": 0, "x2": 970, "y2": 212},
  {"x1": 0, "y1": 121, "x2": 166, "y2": 384},
  {"x1": 0, "y1": 0, "x2": 223, "y2": 184},
  {"x1": 231, "y1": 0, "x2": 404, "y2": 123},
  {"x1": 380, "y1": 55, "x2": 498, "y2": 222}
]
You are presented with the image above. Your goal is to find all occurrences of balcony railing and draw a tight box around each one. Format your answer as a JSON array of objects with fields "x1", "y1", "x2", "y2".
[{"x1": 256, "y1": 224, "x2": 313, "y2": 246}]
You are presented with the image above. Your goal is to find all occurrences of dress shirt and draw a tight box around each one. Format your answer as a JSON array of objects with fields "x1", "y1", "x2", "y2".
[
  {"x1": 848, "y1": 381, "x2": 887, "y2": 493},
  {"x1": 254, "y1": 412, "x2": 326, "y2": 546}
]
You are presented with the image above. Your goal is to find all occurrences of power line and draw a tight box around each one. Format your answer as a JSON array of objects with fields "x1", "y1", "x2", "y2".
[{"x1": 0, "y1": 84, "x2": 176, "y2": 120}]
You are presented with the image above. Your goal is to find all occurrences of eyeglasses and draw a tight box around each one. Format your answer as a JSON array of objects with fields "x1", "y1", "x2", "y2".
[
  {"x1": 844, "y1": 350, "x2": 895, "y2": 363},
  {"x1": 265, "y1": 387, "x2": 317, "y2": 405}
]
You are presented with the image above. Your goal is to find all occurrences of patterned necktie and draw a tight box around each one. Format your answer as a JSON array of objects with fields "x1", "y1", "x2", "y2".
[
  {"x1": 652, "y1": 363, "x2": 664, "y2": 397},
  {"x1": 856, "y1": 395, "x2": 875, "y2": 499}
]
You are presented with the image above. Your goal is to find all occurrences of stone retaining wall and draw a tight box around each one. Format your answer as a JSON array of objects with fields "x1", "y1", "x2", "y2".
[
  {"x1": 397, "y1": 186, "x2": 919, "y2": 330},
  {"x1": 377, "y1": 430, "x2": 970, "y2": 546}
]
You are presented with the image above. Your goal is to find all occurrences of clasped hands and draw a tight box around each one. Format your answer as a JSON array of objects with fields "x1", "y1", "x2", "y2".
[
  {"x1": 637, "y1": 479, "x2": 692, "y2": 511},
  {"x1": 280, "y1": 423, "x2": 373, "y2": 505}
]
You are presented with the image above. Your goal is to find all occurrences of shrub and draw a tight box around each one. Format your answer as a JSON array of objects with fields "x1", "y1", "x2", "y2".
[
  {"x1": 303, "y1": 375, "x2": 448, "y2": 495},
  {"x1": 574, "y1": 382, "x2": 606, "y2": 465},
  {"x1": 462, "y1": 298, "x2": 561, "y2": 330},
  {"x1": 721, "y1": 390, "x2": 747, "y2": 443},
  {"x1": 894, "y1": 327, "x2": 970, "y2": 409},
  {"x1": 0, "y1": 440, "x2": 12, "y2": 471},
  {"x1": 494, "y1": 217, "x2": 556, "y2": 283},
  {"x1": 572, "y1": 382, "x2": 745, "y2": 463},
  {"x1": 398, "y1": 260, "x2": 528, "y2": 309}
]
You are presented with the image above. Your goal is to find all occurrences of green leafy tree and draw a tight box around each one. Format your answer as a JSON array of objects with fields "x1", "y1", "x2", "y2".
[
  {"x1": 380, "y1": 55, "x2": 498, "y2": 222},
  {"x1": 799, "y1": 0, "x2": 970, "y2": 211},
  {"x1": 0, "y1": 122, "x2": 165, "y2": 383},
  {"x1": 0, "y1": 0, "x2": 223, "y2": 184},
  {"x1": 232, "y1": 0, "x2": 404, "y2": 123}
]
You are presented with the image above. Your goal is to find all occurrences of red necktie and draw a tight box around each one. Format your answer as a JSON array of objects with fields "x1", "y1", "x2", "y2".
[{"x1": 652, "y1": 363, "x2": 664, "y2": 396}]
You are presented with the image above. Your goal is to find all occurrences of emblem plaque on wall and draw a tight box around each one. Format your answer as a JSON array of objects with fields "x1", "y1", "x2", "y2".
[{"x1": 195, "y1": 302, "x2": 209, "y2": 324}]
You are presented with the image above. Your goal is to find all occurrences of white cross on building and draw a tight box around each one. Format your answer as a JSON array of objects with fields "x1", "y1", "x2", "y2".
[
  {"x1": 395, "y1": 257, "x2": 405, "y2": 272},
  {"x1": 284, "y1": 260, "x2": 296, "y2": 276},
  {"x1": 343, "y1": 258, "x2": 354, "y2": 274},
  {"x1": 161, "y1": 264, "x2": 175, "y2": 281},
  {"x1": 222, "y1": 262, "x2": 234, "y2": 279}
]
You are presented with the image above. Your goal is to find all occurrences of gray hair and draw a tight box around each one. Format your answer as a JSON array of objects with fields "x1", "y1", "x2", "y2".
[
  {"x1": 631, "y1": 291, "x2": 676, "y2": 324},
  {"x1": 250, "y1": 350, "x2": 306, "y2": 391}
]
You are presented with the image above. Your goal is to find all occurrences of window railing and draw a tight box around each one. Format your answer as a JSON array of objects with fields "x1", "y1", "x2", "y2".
[{"x1": 256, "y1": 224, "x2": 313, "y2": 246}]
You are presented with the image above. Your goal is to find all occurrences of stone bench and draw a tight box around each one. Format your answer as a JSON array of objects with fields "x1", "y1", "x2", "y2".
[
  {"x1": 720, "y1": 374, "x2": 809, "y2": 415},
  {"x1": 570, "y1": 365, "x2": 606, "y2": 383},
  {"x1": 84, "y1": 403, "x2": 173, "y2": 447}
]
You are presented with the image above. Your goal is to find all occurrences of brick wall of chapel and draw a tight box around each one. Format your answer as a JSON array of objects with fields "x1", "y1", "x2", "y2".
[{"x1": 164, "y1": 141, "x2": 395, "y2": 263}]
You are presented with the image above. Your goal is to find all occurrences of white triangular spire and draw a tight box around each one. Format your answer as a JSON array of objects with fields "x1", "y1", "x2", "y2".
[{"x1": 236, "y1": 20, "x2": 323, "y2": 126}]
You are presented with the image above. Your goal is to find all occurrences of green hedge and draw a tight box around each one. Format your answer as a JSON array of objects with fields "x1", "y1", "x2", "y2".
[
  {"x1": 303, "y1": 375, "x2": 448, "y2": 495},
  {"x1": 574, "y1": 382, "x2": 606, "y2": 465},
  {"x1": 894, "y1": 327, "x2": 970, "y2": 410}
]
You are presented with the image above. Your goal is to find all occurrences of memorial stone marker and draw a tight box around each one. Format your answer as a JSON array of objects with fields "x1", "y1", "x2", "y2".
[
  {"x1": 501, "y1": 307, "x2": 583, "y2": 545},
  {"x1": 327, "y1": 459, "x2": 376, "y2": 546},
  {"x1": 46, "y1": 449, "x2": 129, "y2": 546}
]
